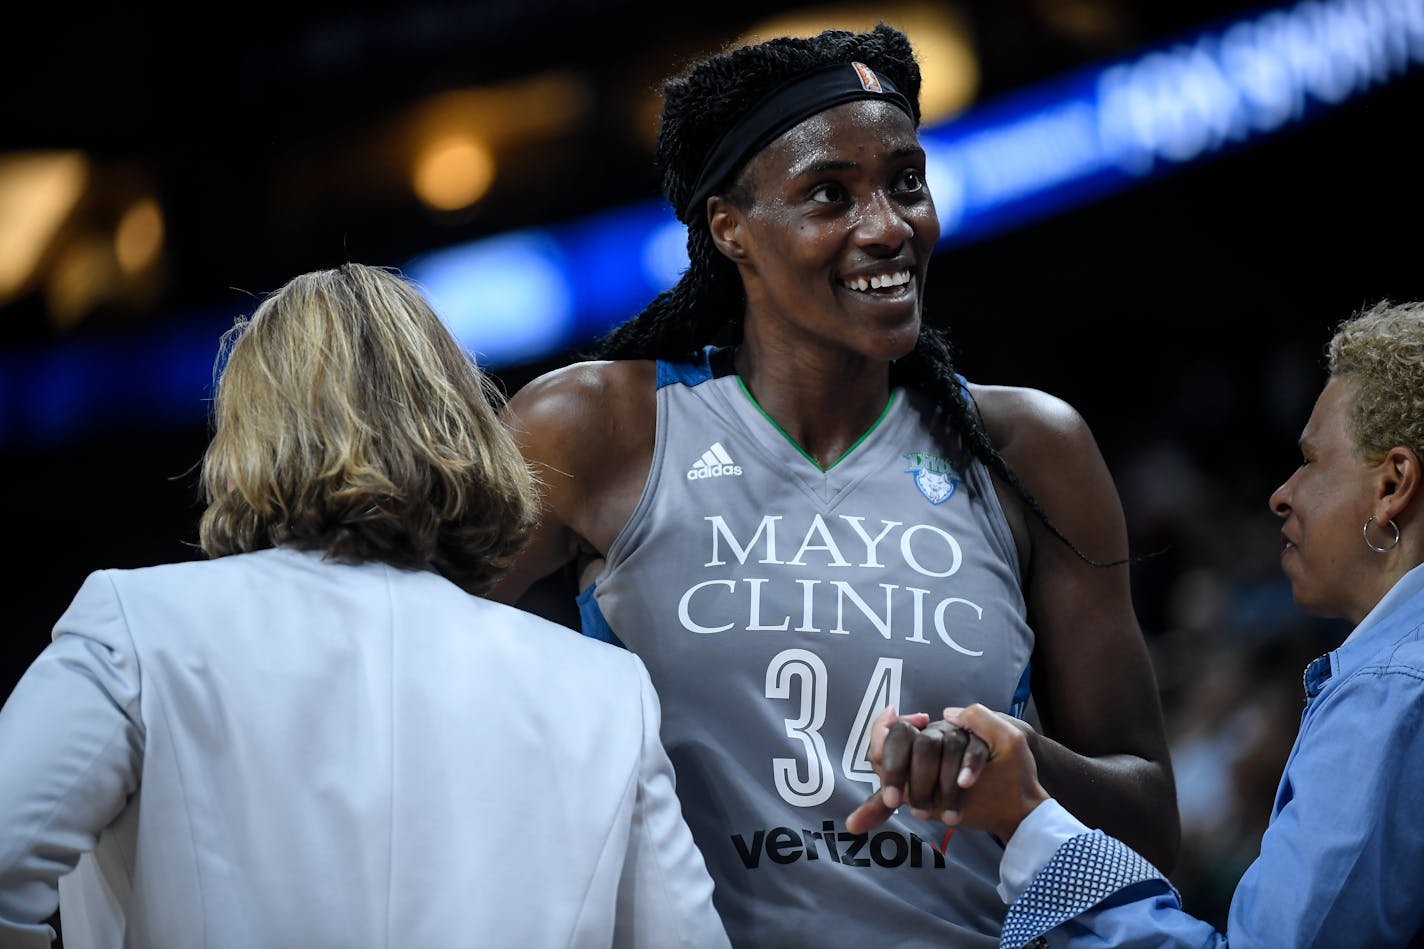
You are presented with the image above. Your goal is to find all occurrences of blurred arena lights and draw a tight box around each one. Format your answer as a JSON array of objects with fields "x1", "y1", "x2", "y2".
[
  {"x1": 0, "y1": 152, "x2": 89, "y2": 304},
  {"x1": 402, "y1": 74, "x2": 592, "y2": 201},
  {"x1": 736, "y1": 1, "x2": 982, "y2": 124},
  {"x1": 412, "y1": 136, "x2": 496, "y2": 211},
  {"x1": 114, "y1": 197, "x2": 165, "y2": 276},
  {"x1": 920, "y1": 0, "x2": 1424, "y2": 244},
  {"x1": 1, "y1": 0, "x2": 1420, "y2": 449},
  {"x1": 411, "y1": 0, "x2": 1424, "y2": 378}
]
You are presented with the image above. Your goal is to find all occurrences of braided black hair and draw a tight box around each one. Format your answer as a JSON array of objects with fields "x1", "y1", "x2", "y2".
[{"x1": 596, "y1": 23, "x2": 1119, "y2": 567}]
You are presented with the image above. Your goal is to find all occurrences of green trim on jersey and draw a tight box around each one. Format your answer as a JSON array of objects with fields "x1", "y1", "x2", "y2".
[{"x1": 735, "y1": 375, "x2": 898, "y2": 472}]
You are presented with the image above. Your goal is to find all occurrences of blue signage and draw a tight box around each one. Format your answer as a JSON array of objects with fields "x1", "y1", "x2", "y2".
[{"x1": 2, "y1": 0, "x2": 1420, "y2": 449}]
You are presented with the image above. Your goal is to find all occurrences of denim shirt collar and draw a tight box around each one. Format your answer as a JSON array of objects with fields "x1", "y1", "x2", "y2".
[{"x1": 1303, "y1": 562, "x2": 1424, "y2": 701}]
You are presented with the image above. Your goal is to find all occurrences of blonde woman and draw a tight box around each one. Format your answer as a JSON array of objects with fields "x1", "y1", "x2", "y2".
[{"x1": 0, "y1": 264, "x2": 727, "y2": 949}]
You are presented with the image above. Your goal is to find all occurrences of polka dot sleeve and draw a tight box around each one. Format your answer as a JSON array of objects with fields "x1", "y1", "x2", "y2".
[{"x1": 999, "y1": 830, "x2": 1173, "y2": 949}]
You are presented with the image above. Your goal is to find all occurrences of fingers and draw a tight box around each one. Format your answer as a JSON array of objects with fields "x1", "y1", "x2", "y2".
[
  {"x1": 936, "y1": 706, "x2": 990, "y2": 790},
  {"x1": 865, "y1": 705, "x2": 896, "y2": 770},
  {"x1": 852, "y1": 704, "x2": 1007, "y2": 832},
  {"x1": 906, "y1": 726, "x2": 940, "y2": 813},
  {"x1": 947, "y1": 703, "x2": 1014, "y2": 747},
  {"x1": 867, "y1": 707, "x2": 929, "y2": 810},
  {"x1": 938, "y1": 725, "x2": 962, "y2": 812},
  {"x1": 849, "y1": 706, "x2": 933, "y2": 832},
  {"x1": 958, "y1": 729, "x2": 990, "y2": 789},
  {"x1": 866, "y1": 707, "x2": 929, "y2": 771},
  {"x1": 941, "y1": 704, "x2": 1050, "y2": 839},
  {"x1": 904, "y1": 721, "x2": 955, "y2": 812},
  {"x1": 846, "y1": 787, "x2": 895, "y2": 835},
  {"x1": 879, "y1": 719, "x2": 921, "y2": 808}
]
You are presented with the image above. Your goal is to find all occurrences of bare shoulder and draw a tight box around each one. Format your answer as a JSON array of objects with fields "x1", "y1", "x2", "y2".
[
  {"x1": 501, "y1": 358, "x2": 657, "y2": 562},
  {"x1": 966, "y1": 382, "x2": 1095, "y2": 463},
  {"x1": 503, "y1": 359, "x2": 656, "y2": 478},
  {"x1": 967, "y1": 381, "x2": 1127, "y2": 566},
  {"x1": 505, "y1": 359, "x2": 655, "y2": 444}
]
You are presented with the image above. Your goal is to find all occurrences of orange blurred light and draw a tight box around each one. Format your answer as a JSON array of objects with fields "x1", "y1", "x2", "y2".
[
  {"x1": 0, "y1": 151, "x2": 89, "y2": 301},
  {"x1": 115, "y1": 197, "x2": 164, "y2": 275},
  {"x1": 46, "y1": 234, "x2": 116, "y2": 329},
  {"x1": 738, "y1": 2, "x2": 979, "y2": 124},
  {"x1": 412, "y1": 137, "x2": 495, "y2": 211}
]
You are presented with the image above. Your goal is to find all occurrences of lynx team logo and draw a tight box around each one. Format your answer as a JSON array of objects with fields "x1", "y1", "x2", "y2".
[
  {"x1": 851, "y1": 62, "x2": 883, "y2": 93},
  {"x1": 903, "y1": 451, "x2": 959, "y2": 504}
]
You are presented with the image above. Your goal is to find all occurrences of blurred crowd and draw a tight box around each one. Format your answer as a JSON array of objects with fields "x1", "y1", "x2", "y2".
[{"x1": 1115, "y1": 343, "x2": 1350, "y2": 927}]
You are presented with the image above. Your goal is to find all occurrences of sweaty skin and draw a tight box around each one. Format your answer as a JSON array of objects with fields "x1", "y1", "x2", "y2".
[{"x1": 491, "y1": 100, "x2": 1178, "y2": 873}]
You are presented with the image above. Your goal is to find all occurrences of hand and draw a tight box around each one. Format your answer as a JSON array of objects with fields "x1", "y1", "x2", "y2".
[
  {"x1": 941, "y1": 704, "x2": 1050, "y2": 842},
  {"x1": 845, "y1": 706, "x2": 987, "y2": 834}
]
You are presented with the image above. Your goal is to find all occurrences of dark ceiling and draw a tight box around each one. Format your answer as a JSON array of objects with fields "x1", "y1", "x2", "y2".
[
  {"x1": 4, "y1": 0, "x2": 1423, "y2": 693},
  {"x1": 4, "y1": 0, "x2": 1298, "y2": 343}
]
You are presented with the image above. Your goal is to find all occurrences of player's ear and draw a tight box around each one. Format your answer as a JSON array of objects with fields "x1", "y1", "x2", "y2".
[{"x1": 707, "y1": 197, "x2": 749, "y2": 262}]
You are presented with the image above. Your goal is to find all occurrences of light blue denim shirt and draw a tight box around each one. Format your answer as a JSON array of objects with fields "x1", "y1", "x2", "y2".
[{"x1": 996, "y1": 562, "x2": 1424, "y2": 949}]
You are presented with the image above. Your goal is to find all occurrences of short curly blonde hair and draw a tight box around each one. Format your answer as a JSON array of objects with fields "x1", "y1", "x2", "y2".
[
  {"x1": 1328, "y1": 299, "x2": 1424, "y2": 464},
  {"x1": 199, "y1": 263, "x2": 537, "y2": 594}
]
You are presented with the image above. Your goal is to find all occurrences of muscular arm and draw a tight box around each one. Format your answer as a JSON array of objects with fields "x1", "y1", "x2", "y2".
[
  {"x1": 487, "y1": 360, "x2": 655, "y2": 606},
  {"x1": 974, "y1": 384, "x2": 1180, "y2": 873}
]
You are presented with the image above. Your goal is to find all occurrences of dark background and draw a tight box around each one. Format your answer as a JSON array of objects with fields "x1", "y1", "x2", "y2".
[{"x1": 4, "y1": 0, "x2": 1422, "y2": 931}]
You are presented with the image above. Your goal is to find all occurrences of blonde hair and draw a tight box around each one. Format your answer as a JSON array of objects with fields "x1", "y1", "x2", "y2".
[
  {"x1": 199, "y1": 263, "x2": 536, "y2": 594},
  {"x1": 1328, "y1": 299, "x2": 1424, "y2": 465}
]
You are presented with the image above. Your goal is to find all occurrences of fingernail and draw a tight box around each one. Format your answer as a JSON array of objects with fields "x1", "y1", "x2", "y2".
[
  {"x1": 941, "y1": 810, "x2": 959, "y2": 825},
  {"x1": 959, "y1": 766, "x2": 973, "y2": 786},
  {"x1": 882, "y1": 785, "x2": 901, "y2": 809},
  {"x1": 910, "y1": 808, "x2": 929, "y2": 820}
]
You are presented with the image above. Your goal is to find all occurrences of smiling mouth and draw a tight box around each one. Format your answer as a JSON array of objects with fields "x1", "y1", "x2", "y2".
[{"x1": 839, "y1": 270, "x2": 912, "y2": 293}]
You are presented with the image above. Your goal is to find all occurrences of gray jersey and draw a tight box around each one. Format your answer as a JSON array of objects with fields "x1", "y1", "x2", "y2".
[{"x1": 581, "y1": 348, "x2": 1034, "y2": 947}]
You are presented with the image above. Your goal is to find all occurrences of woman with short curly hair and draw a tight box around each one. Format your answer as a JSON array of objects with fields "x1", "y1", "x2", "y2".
[{"x1": 891, "y1": 299, "x2": 1424, "y2": 947}]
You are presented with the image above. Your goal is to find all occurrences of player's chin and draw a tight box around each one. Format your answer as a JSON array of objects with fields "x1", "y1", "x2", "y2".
[
  {"x1": 868, "y1": 320, "x2": 922, "y2": 362},
  {"x1": 871, "y1": 330, "x2": 917, "y2": 363}
]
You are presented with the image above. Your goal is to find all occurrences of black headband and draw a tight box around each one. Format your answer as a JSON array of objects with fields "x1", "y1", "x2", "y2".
[{"x1": 680, "y1": 61, "x2": 915, "y2": 221}]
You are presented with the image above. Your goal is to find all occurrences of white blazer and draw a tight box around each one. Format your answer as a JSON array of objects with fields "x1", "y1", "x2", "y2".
[{"x1": 0, "y1": 547, "x2": 729, "y2": 949}]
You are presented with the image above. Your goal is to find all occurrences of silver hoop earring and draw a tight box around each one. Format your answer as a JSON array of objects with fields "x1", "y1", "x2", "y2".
[{"x1": 1363, "y1": 514, "x2": 1401, "y2": 553}]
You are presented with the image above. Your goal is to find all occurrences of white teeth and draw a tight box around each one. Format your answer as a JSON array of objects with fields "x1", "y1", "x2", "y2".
[{"x1": 843, "y1": 270, "x2": 910, "y2": 293}]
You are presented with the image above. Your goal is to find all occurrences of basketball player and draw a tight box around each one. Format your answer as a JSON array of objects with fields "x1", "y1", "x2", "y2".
[{"x1": 490, "y1": 24, "x2": 1177, "y2": 946}]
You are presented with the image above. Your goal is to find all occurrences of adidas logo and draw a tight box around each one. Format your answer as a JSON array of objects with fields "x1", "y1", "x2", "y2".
[{"x1": 687, "y1": 441, "x2": 743, "y2": 480}]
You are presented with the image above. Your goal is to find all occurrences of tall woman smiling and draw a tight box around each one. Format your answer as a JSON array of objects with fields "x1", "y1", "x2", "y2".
[{"x1": 491, "y1": 24, "x2": 1178, "y2": 946}]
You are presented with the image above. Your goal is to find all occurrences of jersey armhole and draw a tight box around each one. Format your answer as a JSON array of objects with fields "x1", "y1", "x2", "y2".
[
  {"x1": 601, "y1": 358, "x2": 680, "y2": 570},
  {"x1": 576, "y1": 582, "x2": 627, "y2": 649}
]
